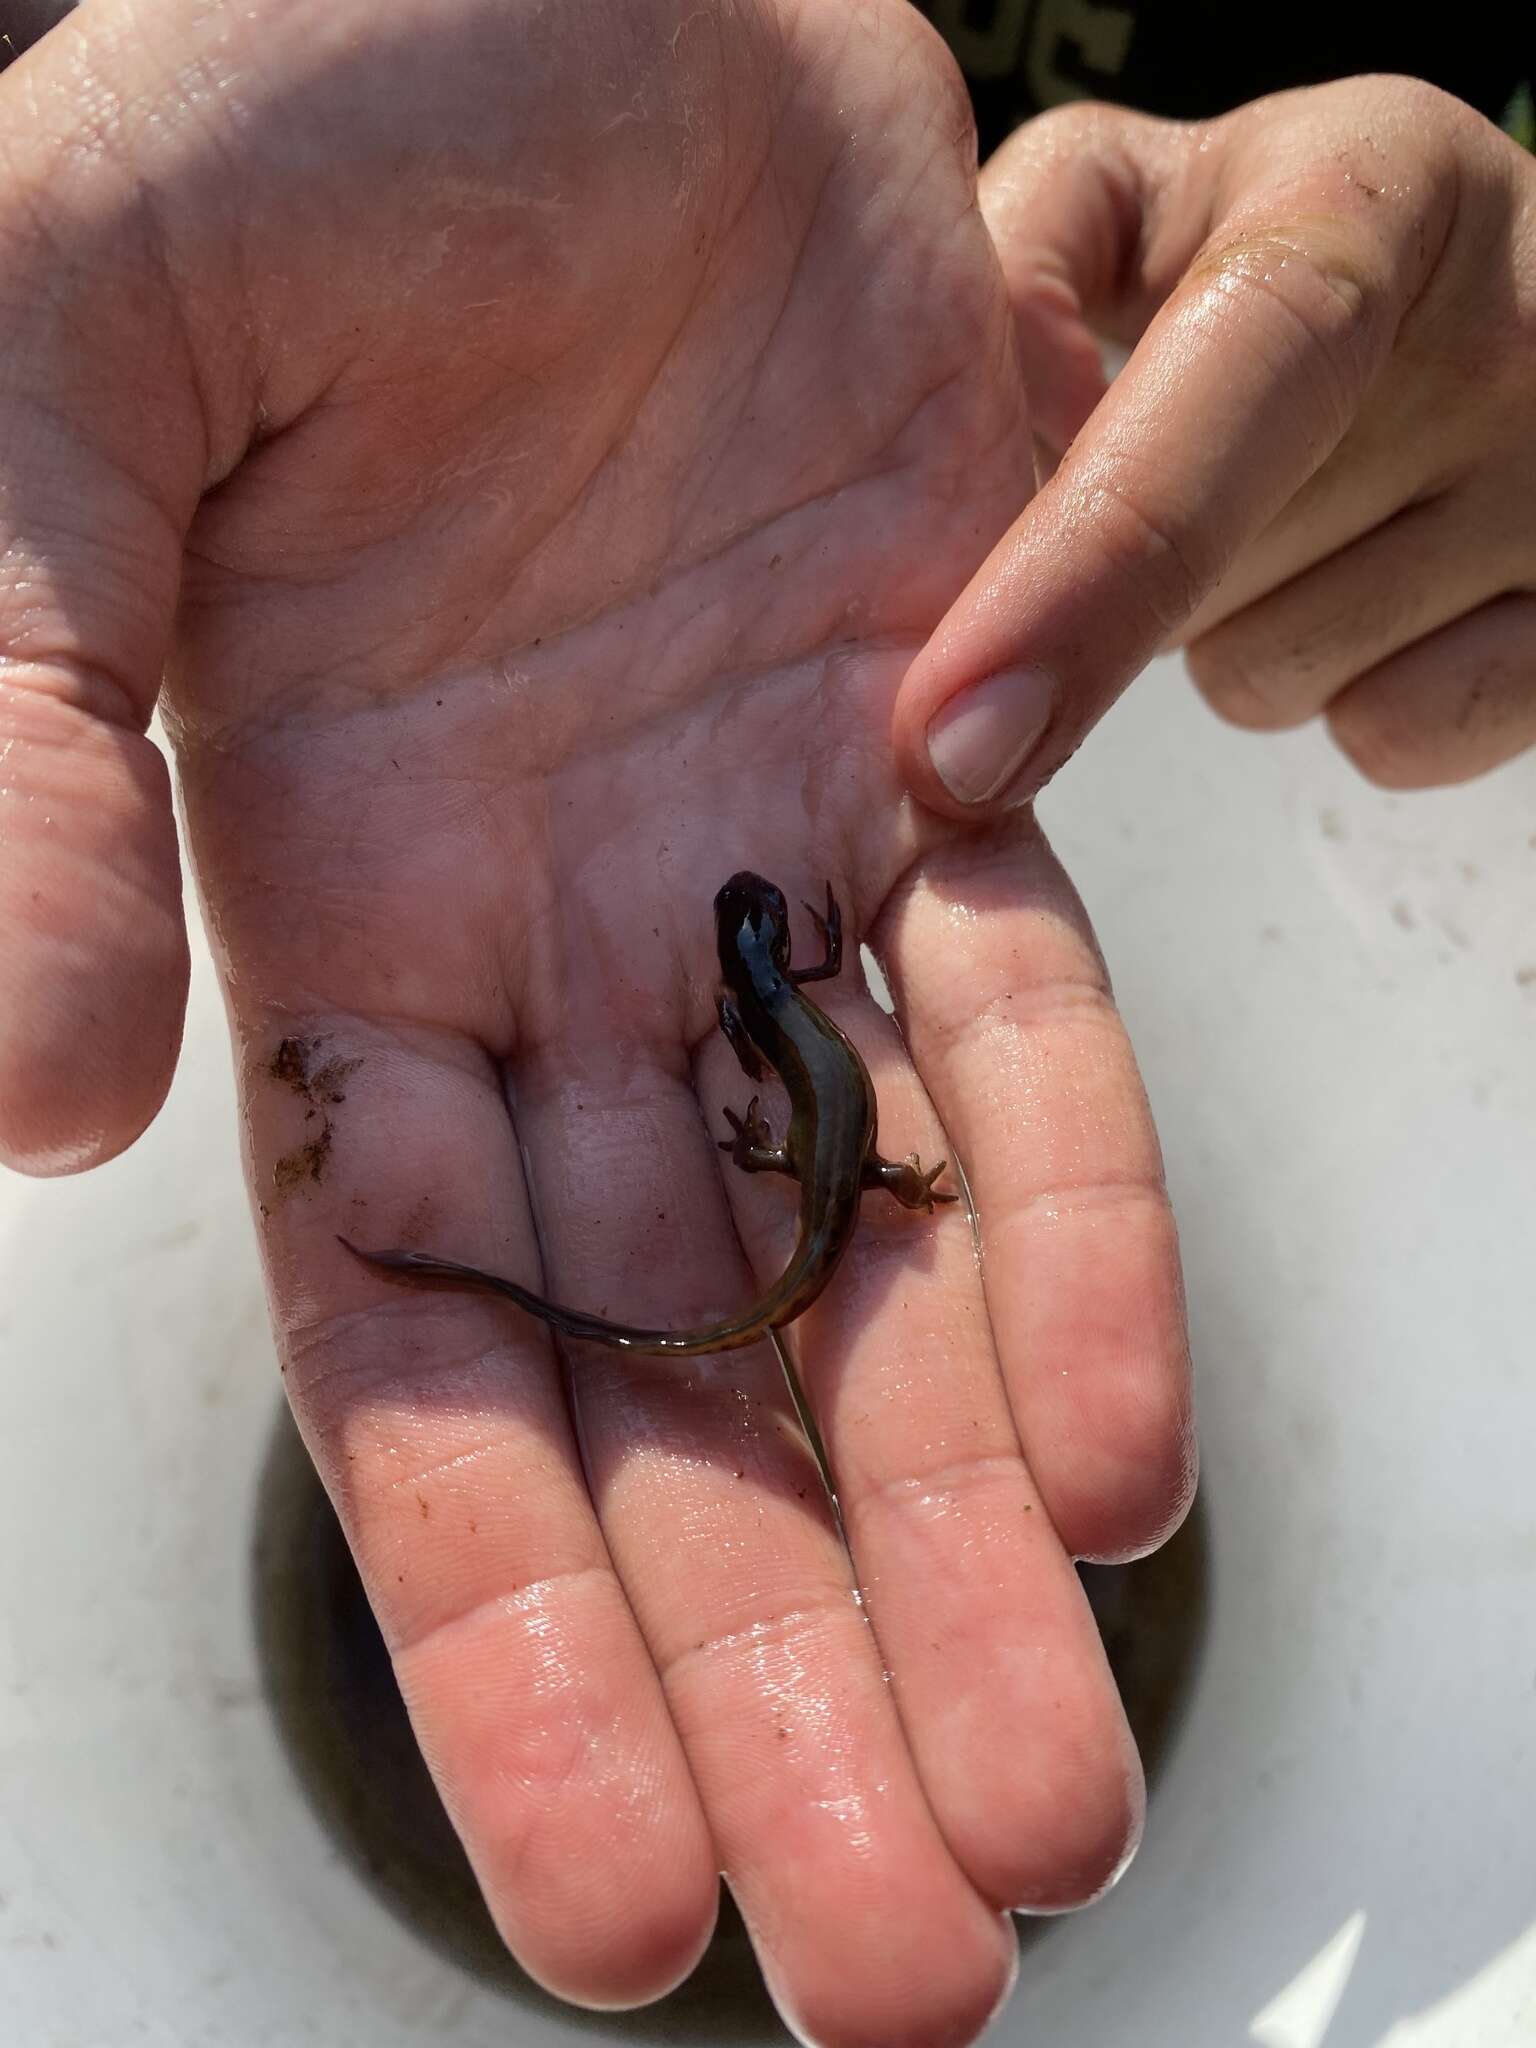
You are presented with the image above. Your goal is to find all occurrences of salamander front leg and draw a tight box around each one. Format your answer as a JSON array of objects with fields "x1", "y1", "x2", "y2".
[
  {"x1": 789, "y1": 882, "x2": 842, "y2": 985},
  {"x1": 863, "y1": 1149, "x2": 958, "y2": 1212},
  {"x1": 719, "y1": 1096, "x2": 796, "y2": 1178}
]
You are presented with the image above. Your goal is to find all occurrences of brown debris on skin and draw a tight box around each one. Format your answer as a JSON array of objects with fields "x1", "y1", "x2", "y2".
[
  {"x1": 309, "y1": 1055, "x2": 360, "y2": 1105},
  {"x1": 267, "y1": 1036, "x2": 362, "y2": 1196},
  {"x1": 272, "y1": 1127, "x2": 334, "y2": 1193},
  {"x1": 268, "y1": 1038, "x2": 309, "y2": 1089}
]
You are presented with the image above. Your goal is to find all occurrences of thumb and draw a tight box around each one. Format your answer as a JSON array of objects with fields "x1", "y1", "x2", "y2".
[{"x1": 0, "y1": 13, "x2": 216, "y2": 1172}]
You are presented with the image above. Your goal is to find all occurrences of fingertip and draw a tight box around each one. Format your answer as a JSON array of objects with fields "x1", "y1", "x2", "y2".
[
  {"x1": 1067, "y1": 1417, "x2": 1200, "y2": 1567},
  {"x1": 1011, "y1": 1782, "x2": 1145, "y2": 1918},
  {"x1": 1185, "y1": 639, "x2": 1305, "y2": 733},
  {"x1": 757, "y1": 1895, "x2": 1019, "y2": 2048},
  {"x1": 0, "y1": 896, "x2": 189, "y2": 1175},
  {"x1": 898, "y1": 652, "x2": 1061, "y2": 823},
  {"x1": 0, "y1": 722, "x2": 188, "y2": 1175},
  {"x1": 497, "y1": 1862, "x2": 721, "y2": 2012},
  {"x1": 926, "y1": 666, "x2": 1057, "y2": 805},
  {"x1": 917, "y1": 1553, "x2": 1149, "y2": 1915}
]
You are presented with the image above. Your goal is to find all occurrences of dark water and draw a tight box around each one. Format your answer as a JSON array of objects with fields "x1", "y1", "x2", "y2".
[{"x1": 252, "y1": 1405, "x2": 1208, "y2": 2040}]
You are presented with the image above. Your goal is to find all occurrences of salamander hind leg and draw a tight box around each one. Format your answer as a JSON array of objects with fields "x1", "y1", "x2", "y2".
[
  {"x1": 863, "y1": 1149, "x2": 959, "y2": 1212},
  {"x1": 718, "y1": 994, "x2": 767, "y2": 1080},
  {"x1": 719, "y1": 1096, "x2": 796, "y2": 1178}
]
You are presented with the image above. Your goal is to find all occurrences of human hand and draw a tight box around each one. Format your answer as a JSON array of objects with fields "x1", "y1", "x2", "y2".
[
  {"x1": 0, "y1": 2, "x2": 1191, "y2": 2038},
  {"x1": 897, "y1": 76, "x2": 1536, "y2": 812}
]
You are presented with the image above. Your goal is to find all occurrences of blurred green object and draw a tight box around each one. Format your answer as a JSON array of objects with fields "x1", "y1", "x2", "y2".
[{"x1": 1503, "y1": 81, "x2": 1536, "y2": 148}]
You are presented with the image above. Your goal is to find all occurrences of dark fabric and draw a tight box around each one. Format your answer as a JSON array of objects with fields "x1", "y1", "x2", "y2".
[
  {"x1": 913, "y1": 1, "x2": 1530, "y2": 157},
  {"x1": 0, "y1": 0, "x2": 74, "y2": 68}
]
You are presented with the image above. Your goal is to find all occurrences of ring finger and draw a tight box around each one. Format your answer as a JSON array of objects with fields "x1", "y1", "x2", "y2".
[{"x1": 1187, "y1": 487, "x2": 1526, "y2": 730}]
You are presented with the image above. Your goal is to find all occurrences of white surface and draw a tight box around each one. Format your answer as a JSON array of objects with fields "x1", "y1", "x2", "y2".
[{"x1": 1, "y1": 656, "x2": 1533, "y2": 2045}]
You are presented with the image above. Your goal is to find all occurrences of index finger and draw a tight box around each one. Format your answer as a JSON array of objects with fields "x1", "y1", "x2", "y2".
[
  {"x1": 895, "y1": 88, "x2": 1462, "y2": 818},
  {"x1": 252, "y1": 1017, "x2": 722, "y2": 2008}
]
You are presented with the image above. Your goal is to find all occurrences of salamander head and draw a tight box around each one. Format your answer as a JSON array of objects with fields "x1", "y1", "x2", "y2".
[{"x1": 714, "y1": 870, "x2": 791, "y2": 973}]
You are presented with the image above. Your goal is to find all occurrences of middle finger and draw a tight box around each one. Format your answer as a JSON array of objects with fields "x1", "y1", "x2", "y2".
[{"x1": 699, "y1": 891, "x2": 1142, "y2": 1917}]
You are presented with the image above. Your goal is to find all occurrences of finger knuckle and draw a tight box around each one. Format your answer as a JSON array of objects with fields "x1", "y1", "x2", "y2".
[
  {"x1": 1062, "y1": 465, "x2": 1216, "y2": 638},
  {"x1": 1193, "y1": 229, "x2": 1387, "y2": 452},
  {"x1": 1353, "y1": 72, "x2": 1479, "y2": 140},
  {"x1": 994, "y1": 98, "x2": 1182, "y2": 178},
  {"x1": 1185, "y1": 638, "x2": 1291, "y2": 729},
  {"x1": 1327, "y1": 697, "x2": 1435, "y2": 788}
]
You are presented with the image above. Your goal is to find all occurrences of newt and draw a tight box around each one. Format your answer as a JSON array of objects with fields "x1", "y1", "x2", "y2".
[{"x1": 339, "y1": 870, "x2": 955, "y2": 1352}]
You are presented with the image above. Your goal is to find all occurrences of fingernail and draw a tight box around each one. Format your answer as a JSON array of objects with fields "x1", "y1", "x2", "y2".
[{"x1": 926, "y1": 667, "x2": 1057, "y2": 805}]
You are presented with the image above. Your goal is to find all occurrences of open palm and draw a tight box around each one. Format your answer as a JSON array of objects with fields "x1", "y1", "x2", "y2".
[{"x1": 0, "y1": 1, "x2": 1191, "y2": 2039}]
